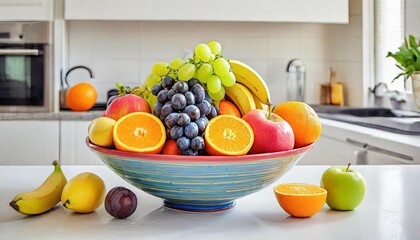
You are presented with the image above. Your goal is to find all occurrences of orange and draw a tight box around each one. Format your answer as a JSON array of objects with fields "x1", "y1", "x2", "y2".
[
  {"x1": 218, "y1": 100, "x2": 241, "y2": 117},
  {"x1": 66, "y1": 82, "x2": 97, "y2": 111},
  {"x1": 204, "y1": 115, "x2": 254, "y2": 156},
  {"x1": 113, "y1": 112, "x2": 166, "y2": 153},
  {"x1": 161, "y1": 139, "x2": 182, "y2": 155},
  {"x1": 274, "y1": 183, "x2": 327, "y2": 218},
  {"x1": 273, "y1": 101, "x2": 322, "y2": 148}
]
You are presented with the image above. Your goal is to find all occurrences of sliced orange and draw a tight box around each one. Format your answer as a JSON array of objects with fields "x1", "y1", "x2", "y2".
[
  {"x1": 204, "y1": 115, "x2": 254, "y2": 156},
  {"x1": 113, "y1": 112, "x2": 166, "y2": 153},
  {"x1": 273, "y1": 183, "x2": 327, "y2": 218}
]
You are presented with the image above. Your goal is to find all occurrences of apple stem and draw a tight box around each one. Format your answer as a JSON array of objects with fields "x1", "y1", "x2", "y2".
[
  {"x1": 267, "y1": 103, "x2": 273, "y2": 120},
  {"x1": 346, "y1": 163, "x2": 351, "y2": 172}
]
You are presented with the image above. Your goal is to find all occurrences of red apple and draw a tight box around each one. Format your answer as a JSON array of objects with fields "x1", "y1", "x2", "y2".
[
  {"x1": 104, "y1": 94, "x2": 151, "y2": 121},
  {"x1": 242, "y1": 109, "x2": 294, "y2": 153}
]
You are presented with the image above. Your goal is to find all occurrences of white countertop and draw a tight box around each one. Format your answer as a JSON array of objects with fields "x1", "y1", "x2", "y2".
[
  {"x1": 1, "y1": 165, "x2": 418, "y2": 240},
  {"x1": 321, "y1": 118, "x2": 420, "y2": 148},
  {"x1": 0, "y1": 110, "x2": 103, "y2": 121}
]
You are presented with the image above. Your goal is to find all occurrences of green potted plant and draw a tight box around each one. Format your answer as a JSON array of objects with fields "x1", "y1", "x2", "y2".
[{"x1": 387, "y1": 35, "x2": 420, "y2": 109}]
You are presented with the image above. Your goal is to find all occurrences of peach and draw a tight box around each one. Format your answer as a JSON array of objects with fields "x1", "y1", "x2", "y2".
[
  {"x1": 104, "y1": 94, "x2": 151, "y2": 121},
  {"x1": 88, "y1": 117, "x2": 116, "y2": 148}
]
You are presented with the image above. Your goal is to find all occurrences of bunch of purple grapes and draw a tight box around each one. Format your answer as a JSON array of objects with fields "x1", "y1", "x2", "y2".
[{"x1": 152, "y1": 77, "x2": 218, "y2": 156}]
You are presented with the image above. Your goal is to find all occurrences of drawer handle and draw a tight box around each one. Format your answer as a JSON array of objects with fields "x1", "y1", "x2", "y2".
[
  {"x1": 346, "y1": 138, "x2": 413, "y2": 161},
  {"x1": 0, "y1": 49, "x2": 39, "y2": 56}
]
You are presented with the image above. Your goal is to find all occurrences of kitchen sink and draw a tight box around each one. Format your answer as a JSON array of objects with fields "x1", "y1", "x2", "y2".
[{"x1": 311, "y1": 105, "x2": 420, "y2": 135}]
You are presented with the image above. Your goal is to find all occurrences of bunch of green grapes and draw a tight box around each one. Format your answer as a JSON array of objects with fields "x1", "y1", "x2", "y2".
[{"x1": 146, "y1": 41, "x2": 234, "y2": 104}]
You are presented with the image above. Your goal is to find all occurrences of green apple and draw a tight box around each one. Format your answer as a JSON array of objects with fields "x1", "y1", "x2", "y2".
[{"x1": 321, "y1": 163, "x2": 366, "y2": 211}]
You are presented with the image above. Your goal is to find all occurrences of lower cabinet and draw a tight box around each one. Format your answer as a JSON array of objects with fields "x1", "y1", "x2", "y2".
[
  {"x1": 59, "y1": 121, "x2": 103, "y2": 165},
  {"x1": 298, "y1": 135, "x2": 365, "y2": 165},
  {"x1": 0, "y1": 121, "x2": 59, "y2": 165}
]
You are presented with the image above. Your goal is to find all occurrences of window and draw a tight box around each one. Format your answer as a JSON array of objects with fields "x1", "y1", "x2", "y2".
[{"x1": 375, "y1": 0, "x2": 408, "y2": 92}]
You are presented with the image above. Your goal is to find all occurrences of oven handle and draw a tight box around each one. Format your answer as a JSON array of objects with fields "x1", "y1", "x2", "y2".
[{"x1": 0, "y1": 49, "x2": 39, "y2": 56}]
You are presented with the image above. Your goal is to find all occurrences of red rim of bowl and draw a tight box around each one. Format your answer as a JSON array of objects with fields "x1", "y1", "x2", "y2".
[{"x1": 86, "y1": 138, "x2": 315, "y2": 163}]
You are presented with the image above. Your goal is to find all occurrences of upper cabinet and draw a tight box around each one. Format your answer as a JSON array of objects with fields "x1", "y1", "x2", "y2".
[
  {"x1": 64, "y1": 0, "x2": 349, "y2": 23},
  {"x1": 0, "y1": 0, "x2": 53, "y2": 21}
]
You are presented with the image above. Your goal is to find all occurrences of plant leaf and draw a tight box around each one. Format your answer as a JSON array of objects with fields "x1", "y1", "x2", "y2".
[
  {"x1": 392, "y1": 72, "x2": 406, "y2": 82},
  {"x1": 409, "y1": 35, "x2": 418, "y2": 48}
]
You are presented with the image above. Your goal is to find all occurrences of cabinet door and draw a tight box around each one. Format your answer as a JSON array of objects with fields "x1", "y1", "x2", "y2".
[
  {"x1": 298, "y1": 135, "x2": 365, "y2": 165},
  {"x1": 0, "y1": 0, "x2": 53, "y2": 21},
  {"x1": 0, "y1": 121, "x2": 59, "y2": 165},
  {"x1": 60, "y1": 121, "x2": 103, "y2": 165},
  {"x1": 65, "y1": 0, "x2": 348, "y2": 23}
]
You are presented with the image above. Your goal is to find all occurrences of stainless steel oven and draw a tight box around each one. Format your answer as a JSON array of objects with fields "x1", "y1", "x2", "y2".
[{"x1": 0, "y1": 22, "x2": 51, "y2": 112}]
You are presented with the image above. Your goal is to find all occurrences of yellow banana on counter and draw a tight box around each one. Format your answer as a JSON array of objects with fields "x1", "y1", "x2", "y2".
[
  {"x1": 9, "y1": 160, "x2": 67, "y2": 215},
  {"x1": 229, "y1": 60, "x2": 272, "y2": 106},
  {"x1": 225, "y1": 83, "x2": 256, "y2": 116}
]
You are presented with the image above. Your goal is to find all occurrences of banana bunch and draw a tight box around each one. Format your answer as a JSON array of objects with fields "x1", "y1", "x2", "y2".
[
  {"x1": 9, "y1": 160, "x2": 67, "y2": 215},
  {"x1": 225, "y1": 60, "x2": 272, "y2": 116}
]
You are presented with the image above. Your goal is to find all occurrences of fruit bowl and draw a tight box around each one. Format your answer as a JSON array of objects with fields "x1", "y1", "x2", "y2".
[{"x1": 86, "y1": 138, "x2": 314, "y2": 212}]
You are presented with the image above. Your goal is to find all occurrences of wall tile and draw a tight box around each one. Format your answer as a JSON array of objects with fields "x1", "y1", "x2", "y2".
[
  {"x1": 67, "y1": 3, "x2": 363, "y2": 107},
  {"x1": 222, "y1": 37, "x2": 268, "y2": 60},
  {"x1": 268, "y1": 38, "x2": 301, "y2": 60},
  {"x1": 139, "y1": 36, "x2": 183, "y2": 59}
]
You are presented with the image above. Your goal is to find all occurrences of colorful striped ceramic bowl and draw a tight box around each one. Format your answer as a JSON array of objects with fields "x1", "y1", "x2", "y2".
[{"x1": 87, "y1": 139, "x2": 314, "y2": 212}]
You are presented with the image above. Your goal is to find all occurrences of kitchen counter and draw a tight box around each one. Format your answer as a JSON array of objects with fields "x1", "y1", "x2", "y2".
[
  {"x1": 0, "y1": 165, "x2": 418, "y2": 240},
  {"x1": 321, "y1": 118, "x2": 420, "y2": 149},
  {"x1": 0, "y1": 110, "x2": 103, "y2": 121}
]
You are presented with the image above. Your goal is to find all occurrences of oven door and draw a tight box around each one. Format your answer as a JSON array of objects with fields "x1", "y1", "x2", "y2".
[{"x1": 0, "y1": 45, "x2": 50, "y2": 112}]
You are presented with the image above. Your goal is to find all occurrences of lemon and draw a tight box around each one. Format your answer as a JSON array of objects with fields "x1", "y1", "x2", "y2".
[
  {"x1": 88, "y1": 117, "x2": 116, "y2": 148},
  {"x1": 61, "y1": 172, "x2": 106, "y2": 213}
]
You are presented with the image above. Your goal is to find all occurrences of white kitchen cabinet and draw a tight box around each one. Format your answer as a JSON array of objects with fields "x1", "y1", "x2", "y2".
[
  {"x1": 0, "y1": 0, "x2": 53, "y2": 21},
  {"x1": 299, "y1": 135, "x2": 365, "y2": 165},
  {"x1": 0, "y1": 121, "x2": 59, "y2": 165},
  {"x1": 65, "y1": 0, "x2": 349, "y2": 23},
  {"x1": 300, "y1": 118, "x2": 420, "y2": 165},
  {"x1": 59, "y1": 120, "x2": 103, "y2": 165}
]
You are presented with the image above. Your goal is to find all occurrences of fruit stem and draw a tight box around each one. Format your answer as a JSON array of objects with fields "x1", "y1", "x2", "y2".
[
  {"x1": 52, "y1": 160, "x2": 58, "y2": 166},
  {"x1": 63, "y1": 199, "x2": 70, "y2": 208},
  {"x1": 9, "y1": 198, "x2": 21, "y2": 212},
  {"x1": 267, "y1": 103, "x2": 274, "y2": 120},
  {"x1": 346, "y1": 163, "x2": 351, "y2": 172}
]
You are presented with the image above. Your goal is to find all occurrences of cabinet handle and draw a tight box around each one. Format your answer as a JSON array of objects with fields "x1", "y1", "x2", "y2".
[
  {"x1": 0, "y1": 49, "x2": 39, "y2": 56},
  {"x1": 365, "y1": 145, "x2": 413, "y2": 161},
  {"x1": 346, "y1": 138, "x2": 413, "y2": 161}
]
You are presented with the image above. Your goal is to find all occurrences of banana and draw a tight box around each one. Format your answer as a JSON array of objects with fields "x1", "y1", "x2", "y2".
[
  {"x1": 229, "y1": 59, "x2": 272, "y2": 106},
  {"x1": 251, "y1": 92, "x2": 269, "y2": 111},
  {"x1": 9, "y1": 160, "x2": 67, "y2": 215},
  {"x1": 224, "y1": 83, "x2": 256, "y2": 116}
]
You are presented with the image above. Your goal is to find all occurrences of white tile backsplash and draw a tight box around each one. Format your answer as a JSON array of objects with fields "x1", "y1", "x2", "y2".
[{"x1": 66, "y1": 0, "x2": 362, "y2": 106}]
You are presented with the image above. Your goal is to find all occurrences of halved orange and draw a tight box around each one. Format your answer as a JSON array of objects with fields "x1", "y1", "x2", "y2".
[
  {"x1": 204, "y1": 115, "x2": 254, "y2": 156},
  {"x1": 273, "y1": 183, "x2": 327, "y2": 218},
  {"x1": 113, "y1": 112, "x2": 166, "y2": 153}
]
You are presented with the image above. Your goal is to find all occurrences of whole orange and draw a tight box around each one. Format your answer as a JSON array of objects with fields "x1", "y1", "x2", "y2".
[
  {"x1": 273, "y1": 101, "x2": 321, "y2": 148},
  {"x1": 66, "y1": 83, "x2": 97, "y2": 111},
  {"x1": 161, "y1": 139, "x2": 182, "y2": 155},
  {"x1": 218, "y1": 100, "x2": 241, "y2": 118}
]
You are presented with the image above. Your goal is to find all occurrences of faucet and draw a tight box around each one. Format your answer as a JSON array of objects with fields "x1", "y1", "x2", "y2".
[
  {"x1": 369, "y1": 82, "x2": 388, "y2": 97},
  {"x1": 62, "y1": 65, "x2": 95, "y2": 88},
  {"x1": 388, "y1": 90, "x2": 406, "y2": 109},
  {"x1": 286, "y1": 59, "x2": 306, "y2": 101},
  {"x1": 369, "y1": 82, "x2": 388, "y2": 107}
]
